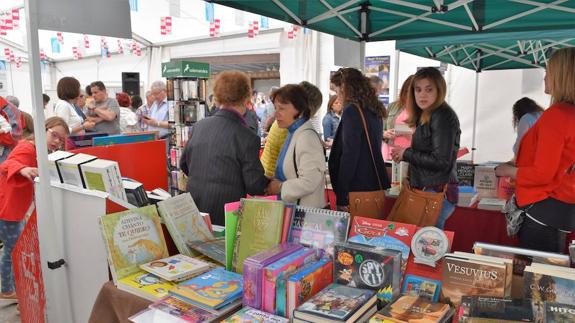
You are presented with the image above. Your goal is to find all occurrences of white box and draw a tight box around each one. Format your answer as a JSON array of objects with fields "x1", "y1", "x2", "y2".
[
  {"x1": 57, "y1": 153, "x2": 97, "y2": 188},
  {"x1": 48, "y1": 151, "x2": 75, "y2": 183},
  {"x1": 391, "y1": 161, "x2": 409, "y2": 189},
  {"x1": 473, "y1": 164, "x2": 498, "y2": 198},
  {"x1": 81, "y1": 159, "x2": 127, "y2": 201}
]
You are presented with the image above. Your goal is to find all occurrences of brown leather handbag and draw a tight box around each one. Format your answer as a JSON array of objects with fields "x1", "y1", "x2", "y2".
[
  {"x1": 387, "y1": 183, "x2": 445, "y2": 227},
  {"x1": 348, "y1": 106, "x2": 386, "y2": 220}
]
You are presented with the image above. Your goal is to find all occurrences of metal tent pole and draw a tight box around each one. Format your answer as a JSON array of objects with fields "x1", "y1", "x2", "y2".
[
  {"x1": 393, "y1": 49, "x2": 400, "y2": 102},
  {"x1": 471, "y1": 71, "x2": 479, "y2": 162}
]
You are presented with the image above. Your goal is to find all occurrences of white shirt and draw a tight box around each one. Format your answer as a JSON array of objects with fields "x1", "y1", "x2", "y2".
[{"x1": 54, "y1": 99, "x2": 83, "y2": 133}]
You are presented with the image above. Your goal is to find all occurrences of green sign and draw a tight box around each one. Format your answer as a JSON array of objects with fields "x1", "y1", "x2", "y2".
[{"x1": 161, "y1": 61, "x2": 210, "y2": 78}]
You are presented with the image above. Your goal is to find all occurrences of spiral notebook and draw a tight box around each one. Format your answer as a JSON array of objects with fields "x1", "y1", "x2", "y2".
[{"x1": 287, "y1": 206, "x2": 350, "y2": 254}]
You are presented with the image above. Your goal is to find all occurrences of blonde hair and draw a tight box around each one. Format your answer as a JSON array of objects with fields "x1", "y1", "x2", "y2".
[
  {"x1": 547, "y1": 48, "x2": 575, "y2": 105},
  {"x1": 213, "y1": 71, "x2": 251, "y2": 107},
  {"x1": 406, "y1": 67, "x2": 447, "y2": 127}
]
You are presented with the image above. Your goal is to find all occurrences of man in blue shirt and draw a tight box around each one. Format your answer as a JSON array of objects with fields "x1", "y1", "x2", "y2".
[{"x1": 143, "y1": 80, "x2": 169, "y2": 138}]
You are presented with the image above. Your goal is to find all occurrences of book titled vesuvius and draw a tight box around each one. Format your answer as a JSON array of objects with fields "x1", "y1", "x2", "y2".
[{"x1": 333, "y1": 242, "x2": 401, "y2": 306}]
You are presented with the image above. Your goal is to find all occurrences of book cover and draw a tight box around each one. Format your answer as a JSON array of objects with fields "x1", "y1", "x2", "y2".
[
  {"x1": 376, "y1": 295, "x2": 450, "y2": 322},
  {"x1": 401, "y1": 274, "x2": 442, "y2": 302},
  {"x1": 233, "y1": 198, "x2": 285, "y2": 274},
  {"x1": 286, "y1": 257, "x2": 334, "y2": 318},
  {"x1": 545, "y1": 302, "x2": 575, "y2": 323},
  {"x1": 456, "y1": 162, "x2": 475, "y2": 186},
  {"x1": 99, "y1": 205, "x2": 169, "y2": 283},
  {"x1": 243, "y1": 243, "x2": 302, "y2": 310},
  {"x1": 81, "y1": 159, "x2": 127, "y2": 202},
  {"x1": 524, "y1": 270, "x2": 575, "y2": 323},
  {"x1": 454, "y1": 251, "x2": 513, "y2": 298},
  {"x1": 441, "y1": 256, "x2": 507, "y2": 307},
  {"x1": 117, "y1": 270, "x2": 176, "y2": 301},
  {"x1": 222, "y1": 306, "x2": 289, "y2": 323},
  {"x1": 170, "y1": 268, "x2": 243, "y2": 310},
  {"x1": 288, "y1": 206, "x2": 350, "y2": 255},
  {"x1": 188, "y1": 238, "x2": 226, "y2": 265},
  {"x1": 139, "y1": 254, "x2": 210, "y2": 282},
  {"x1": 148, "y1": 295, "x2": 219, "y2": 322},
  {"x1": 349, "y1": 217, "x2": 416, "y2": 274},
  {"x1": 474, "y1": 164, "x2": 498, "y2": 199},
  {"x1": 157, "y1": 193, "x2": 214, "y2": 257},
  {"x1": 224, "y1": 201, "x2": 240, "y2": 271},
  {"x1": 457, "y1": 296, "x2": 532, "y2": 323},
  {"x1": 334, "y1": 242, "x2": 401, "y2": 305},
  {"x1": 295, "y1": 284, "x2": 376, "y2": 321},
  {"x1": 262, "y1": 247, "x2": 317, "y2": 313}
]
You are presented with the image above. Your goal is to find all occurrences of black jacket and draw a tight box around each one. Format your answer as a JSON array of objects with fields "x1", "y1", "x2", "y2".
[
  {"x1": 403, "y1": 104, "x2": 461, "y2": 188},
  {"x1": 328, "y1": 104, "x2": 390, "y2": 206},
  {"x1": 180, "y1": 109, "x2": 268, "y2": 225}
]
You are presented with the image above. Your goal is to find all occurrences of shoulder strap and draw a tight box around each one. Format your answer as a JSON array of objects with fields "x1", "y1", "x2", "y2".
[{"x1": 354, "y1": 105, "x2": 383, "y2": 190}]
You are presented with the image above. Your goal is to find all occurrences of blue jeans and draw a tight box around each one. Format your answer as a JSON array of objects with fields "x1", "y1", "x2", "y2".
[
  {"x1": 422, "y1": 188, "x2": 456, "y2": 230},
  {"x1": 0, "y1": 219, "x2": 23, "y2": 293}
]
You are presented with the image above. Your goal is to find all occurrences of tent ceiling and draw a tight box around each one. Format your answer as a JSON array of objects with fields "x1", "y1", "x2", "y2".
[
  {"x1": 396, "y1": 28, "x2": 575, "y2": 70},
  {"x1": 209, "y1": 0, "x2": 575, "y2": 42}
]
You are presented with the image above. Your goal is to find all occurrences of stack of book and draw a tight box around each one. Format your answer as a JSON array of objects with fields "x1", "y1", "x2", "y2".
[
  {"x1": 458, "y1": 296, "x2": 533, "y2": 322},
  {"x1": 292, "y1": 284, "x2": 378, "y2": 323},
  {"x1": 139, "y1": 254, "x2": 210, "y2": 282},
  {"x1": 523, "y1": 264, "x2": 575, "y2": 321},
  {"x1": 370, "y1": 295, "x2": 452, "y2": 323}
]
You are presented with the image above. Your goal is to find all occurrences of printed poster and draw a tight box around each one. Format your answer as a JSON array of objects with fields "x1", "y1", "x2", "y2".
[{"x1": 364, "y1": 56, "x2": 390, "y2": 103}]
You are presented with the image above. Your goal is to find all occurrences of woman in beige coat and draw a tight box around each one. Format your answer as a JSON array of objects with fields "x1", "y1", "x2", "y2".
[{"x1": 266, "y1": 84, "x2": 326, "y2": 207}]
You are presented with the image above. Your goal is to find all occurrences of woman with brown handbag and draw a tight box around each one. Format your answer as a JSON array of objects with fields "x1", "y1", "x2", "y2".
[
  {"x1": 328, "y1": 68, "x2": 390, "y2": 218},
  {"x1": 390, "y1": 67, "x2": 461, "y2": 229}
]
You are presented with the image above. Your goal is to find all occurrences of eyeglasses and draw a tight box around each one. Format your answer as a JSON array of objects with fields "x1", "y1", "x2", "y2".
[{"x1": 47, "y1": 128, "x2": 65, "y2": 143}]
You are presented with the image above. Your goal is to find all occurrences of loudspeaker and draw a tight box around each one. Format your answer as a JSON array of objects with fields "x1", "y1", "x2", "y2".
[{"x1": 121, "y1": 72, "x2": 140, "y2": 96}]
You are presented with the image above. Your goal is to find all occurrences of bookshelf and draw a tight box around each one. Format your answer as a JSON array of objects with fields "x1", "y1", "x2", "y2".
[{"x1": 161, "y1": 61, "x2": 210, "y2": 195}]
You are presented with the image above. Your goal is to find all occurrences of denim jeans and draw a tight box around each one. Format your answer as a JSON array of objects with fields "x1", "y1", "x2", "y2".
[
  {"x1": 0, "y1": 219, "x2": 24, "y2": 293},
  {"x1": 422, "y1": 188, "x2": 456, "y2": 230}
]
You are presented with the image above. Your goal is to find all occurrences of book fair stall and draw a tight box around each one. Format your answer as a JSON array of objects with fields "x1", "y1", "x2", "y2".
[{"x1": 3, "y1": 1, "x2": 575, "y2": 323}]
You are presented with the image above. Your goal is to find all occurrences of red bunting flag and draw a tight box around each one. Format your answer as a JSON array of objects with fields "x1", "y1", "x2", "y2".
[
  {"x1": 11, "y1": 8, "x2": 19, "y2": 29},
  {"x1": 57, "y1": 32, "x2": 64, "y2": 44},
  {"x1": 40, "y1": 49, "x2": 46, "y2": 61},
  {"x1": 83, "y1": 34, "x2": 90, "y2": 48},
  {"x1": 72, "y1": 47, "x2": 79, "y2": 60},
  {"x1": 253, "y1": 21, "x2": 259, "y2": 35},
  {"x1": 117, "y1": 40, "x2": 123, "y2": 54},
  {"x1": 15, "y1": 56, "x2": 21, "y2": 68},
  {"x1": 209, "y1": 18, "x2": 221, "y2": 37},
  {"x1": 4, "y1": 47, "x2": 10, "y2": 59},
  {"x1": 288, "y1": 25, "x2": 299, "y2": 39},
  {"x1": 161, "y1": 16, "x2": 172, "y2": 35},
  {"x1": 248, "y1": 22, "x2": 254, "y2": 38}
]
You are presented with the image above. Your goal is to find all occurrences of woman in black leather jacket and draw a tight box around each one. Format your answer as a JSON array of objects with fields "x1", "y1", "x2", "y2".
[{"x1": 391, "y1": 67, "x2": 461, "y2": 229}]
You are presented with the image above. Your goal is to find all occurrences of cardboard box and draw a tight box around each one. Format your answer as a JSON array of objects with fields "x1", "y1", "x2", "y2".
[
  {"x1": 48, "y1": 151, "x2": 75, "y2": 183},
  {"x1": 81, "y1": 159, "x2": 127, "y2": 201},
  {"x1": 57, "y1": 153, "x2": 97, "y2": 188},
  {"x1": 473, "y1": 164, "x2": 498, "y2": 198}
]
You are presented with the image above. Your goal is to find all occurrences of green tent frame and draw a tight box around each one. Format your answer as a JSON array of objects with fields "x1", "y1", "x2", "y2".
[{"x1": 209, "y1": 0, "x2": 575, "y2": 42}]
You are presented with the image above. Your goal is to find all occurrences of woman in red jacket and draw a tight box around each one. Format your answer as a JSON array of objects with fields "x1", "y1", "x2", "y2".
[
  {"x1": 0, "y1": 116, "x2": 69, "y2": 299},
  {"x1": 496, "y1": 48, "x2": 575, "y2": 253}
]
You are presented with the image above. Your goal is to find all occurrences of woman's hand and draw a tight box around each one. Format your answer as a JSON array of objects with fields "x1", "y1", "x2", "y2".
[
  {"x1": 383, "y1": 129, "x2": 395, "y2": 140},
  {"x1": 495, "y1": 163, "x2": 518, "y2": 179},
  {"x1": 266, "y1": 179, "x2": 283, "y2": 195},
  {"x1": 391, "y1": 146, "x2": 406, "y2": 163},
  {"x1": 19, "y1": 167, "x2": 39, "y2": 182},
  {"x1": 83, "y1": 120, "x2": 95, "y2": 130}
]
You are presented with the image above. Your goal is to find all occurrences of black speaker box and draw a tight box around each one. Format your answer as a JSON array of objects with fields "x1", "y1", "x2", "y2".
[{"x1": 122, "y1": 72, "x2": 140, "y2": 96}]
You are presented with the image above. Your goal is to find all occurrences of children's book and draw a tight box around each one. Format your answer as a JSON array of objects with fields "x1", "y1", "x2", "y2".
[
  {"x1": 262, "y1": 247, "x2": 317, "y2": 313},
  {"x1": 285, "y1": 257, "x2": 333, "y2": 318},
  {"x1": 169, "y1": 268, "x2": 243, "y2": 310},
  {"x1": 188, "y1": 238, "x2": 225, "y2": 265},
  {"x1": 334, "y1": 242, "x2": 401, "y2": 306},
  {"x1": 288, "y1": 206, "x2": 350, "y2": 255},
  {"x1": 348, "y1": 217, "x2": 416, "y2": 274},
  {"x1": 117, "y1": 270, "x2": 176, "y2": 301},
  {"x1": 157, "y1": 193, "x2": 213, "y2": 257},
  {"x1": 148, "y1": 295, "x2": 219, "y2": 322},
  {"x1": 233, "y1": 198, "x2": 285, "y2": 274},
  {"x1": 376, "y1": 295, "x2": 451, "y2": 323},
  {"x1": 294, "y1": 284, "x2": 377, "y2": 322},
  {"x1": 139, "y1": 254, "x2": 210, "y2": 282},
  {"x1": 401, "y1": 274, "x2": 442, "y2": 302},
  {"x1": 222, "y1": 307, "x2": 289, "y2": 323},
  {"x1": 224, "y1": 201, "x2": 240, "y2": 271},
  {"x1": 99, "y1": 205, "x2": 169, "y2": 283},
  {"x1": 282, "y1": 203, "x2": 296, "y2": 243}
]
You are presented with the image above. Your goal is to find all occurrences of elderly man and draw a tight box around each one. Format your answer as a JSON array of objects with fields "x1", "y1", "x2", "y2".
[
  {"x1": 86, "y1": 81, "x2": 121, "y2": 135},
  {"x1": 143, "y1": 81, "x2": 169, "y2": 139}
]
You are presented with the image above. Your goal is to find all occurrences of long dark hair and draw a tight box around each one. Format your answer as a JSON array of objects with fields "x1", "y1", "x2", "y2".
[
  {"x1": 330, "y1": 68, "x2": 386, "y2": 118},
  {"x1": 512, "y1": 97, "x2": 544, "y2": 130}
]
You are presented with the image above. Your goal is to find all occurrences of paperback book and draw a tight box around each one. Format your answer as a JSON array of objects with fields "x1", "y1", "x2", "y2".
[
  {"x1": 157, "y1": 193, "x2": 213, "y2": 257},
  {"x1": 288, "y1": 206, "x2": 350, "y2": 255},
  {"x1": 139, "y1": 254, "x2": 210, "y2": 282},
  {"x1": 285, "y1": 257, "x2": 333, "y2": 318},
  {"x1": 457, "y1": 296, "x2": 533, "y2": 323},
  {"x1": 222, "y1": 306, "x2": 289, "y2": 323},
  {"x1": 334, "y1": 242, "x2": 401, "y2": 305},
  {"x1": 224, "y1": 201, "x2": 240, "y2": 271},
  {"x1": 523, "y1": 265, "x2": 575, "y2": 323},
  {"x1": 188, "y1": 238, "x2": 225, "y2": 265},
  {"x1": 375, "y1": 295, "x2": 451, "y2": 322},
  {"x1": 148, "y1": 295, "x2": 219, "y2": 322},
  {"x1": 117, "y1": 270, "x2": 176, "y2": 301},
  {"x1": 545, "y1": 302, "x2": 575, "y2": 323},
  {"x1": 169, "y1": 268, "x2": 243, "y2": 310},
  {"x1": 401, "y1": 274, "x2": 442, "y2": 302},
  {"x1": 99, "y1": 205, "x2": 169, "y2": 283}
]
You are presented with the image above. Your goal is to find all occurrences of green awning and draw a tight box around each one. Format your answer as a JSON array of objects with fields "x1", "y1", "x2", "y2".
[
  {"x1": 209, "y1": 0, "x2": 575, "y2": 42},
  {"x1": 396, "y1": 28, "x2": 575, "y2": 70}
]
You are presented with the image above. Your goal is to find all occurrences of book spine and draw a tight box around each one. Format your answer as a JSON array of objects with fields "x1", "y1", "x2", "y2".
[{"x1": 242, "y1": 261, "x2": 263, "y2": 309}]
